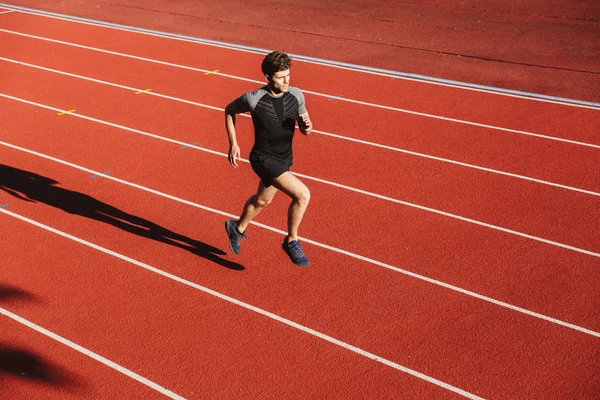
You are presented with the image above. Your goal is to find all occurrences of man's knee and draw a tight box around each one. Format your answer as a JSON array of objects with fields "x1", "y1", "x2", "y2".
[
  {"x1": 297, "y1": 188, "x2": 310, "y2": 207},
  {"x1": 254, "y1": 195, "x2": 272, "y2": 208}
]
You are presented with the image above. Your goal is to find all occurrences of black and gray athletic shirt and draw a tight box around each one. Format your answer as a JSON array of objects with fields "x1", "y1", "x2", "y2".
[{"x1": 226, "y1": 86, "x2": 307, "y2": 160}]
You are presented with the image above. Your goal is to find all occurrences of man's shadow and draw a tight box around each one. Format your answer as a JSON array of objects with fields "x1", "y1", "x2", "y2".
[{"x1": 0, "y1": 164, "x2": 243, "y2": 270}]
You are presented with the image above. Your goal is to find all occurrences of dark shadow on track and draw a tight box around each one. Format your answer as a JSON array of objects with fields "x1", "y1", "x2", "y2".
[
  {"x1": 0, "y1": 284, "x2": 39, "y2": 303},
  {"x1": 0, "y1": 287, "x2": 84, "y2": 392},
  {"x1": 0, "y1": 343, "x2": 83, "y2": 390},
  {"x1": 0, "y1": 164, "x2": 244, "y2": 270}
]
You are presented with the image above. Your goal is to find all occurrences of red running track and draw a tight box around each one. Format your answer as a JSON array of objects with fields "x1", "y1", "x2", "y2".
[
  {"x1": 4, "y1": 0, "x2": 600, "y2": 102},
  {"x1": 0, "y1": 7, "x2": 599, "y2": 400}
]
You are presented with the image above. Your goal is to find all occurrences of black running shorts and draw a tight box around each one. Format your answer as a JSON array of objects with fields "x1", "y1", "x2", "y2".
[{"x1": 249, "y1": 153, "x2": 292, "y2": 187}]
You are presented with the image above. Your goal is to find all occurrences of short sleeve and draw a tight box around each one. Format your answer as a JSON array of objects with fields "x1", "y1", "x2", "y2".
[
  {"x1": 225, "y1": 92, "x2": 251, "y2": 114},
  {"x1": 289, "y1": 87, "x2": 307, "y2": 114}
]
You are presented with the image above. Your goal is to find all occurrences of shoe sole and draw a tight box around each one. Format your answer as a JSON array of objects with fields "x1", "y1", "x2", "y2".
[{"x1": 225, "y1": 220, "x2": 240, "y2": 255}]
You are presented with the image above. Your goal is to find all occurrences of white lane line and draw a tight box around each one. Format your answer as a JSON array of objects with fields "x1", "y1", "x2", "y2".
[
  {"x1": 0, "y1": 28, "x2": 598, "y2": 149},
  {"x1": 1, "y1": 92, "x2": 598, "y2": 258},
  {"x1": 1, "y1": 56, "x2": 598, "y2": 197},
  {"x1": 0, "y1": 140, "x2": 598, "y2": 339},
  {"x1": 0, "y1": 209, "x2": 484, "y2": 400},
  {"x1": 0, "y1": 307, "x2": 185, "y2": 399},
  {"x1": 0, "y1": 10, "x2": 14, "y2": 14},
  {"x1": 3, "y1": 4, "x2": 600, "y2": 111}
]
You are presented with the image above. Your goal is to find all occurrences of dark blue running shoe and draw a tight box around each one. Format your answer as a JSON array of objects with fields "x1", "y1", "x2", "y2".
[
  {"x1": 225, "y1": 220, "x2": 246, "y2": 254},
  {"x1": 282, "y1": 237, "x2": 310, "y2": 266}
]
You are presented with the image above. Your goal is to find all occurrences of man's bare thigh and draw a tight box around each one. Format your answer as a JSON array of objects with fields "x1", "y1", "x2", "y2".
[{"x1": 272, "y1": 172, "x2": 308, "y2": 200}]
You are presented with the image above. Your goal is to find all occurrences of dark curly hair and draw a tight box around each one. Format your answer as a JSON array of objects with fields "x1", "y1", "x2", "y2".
[{"x1": 261, "y1": 51, "x2": 292, "y2": 78}]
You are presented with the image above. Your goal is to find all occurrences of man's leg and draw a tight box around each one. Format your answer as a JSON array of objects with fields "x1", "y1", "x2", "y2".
[
  {"x1": 272, "y1": 172, "x2": 311, "y2": 266},
  {"x1": 272, "y1": 172, "x2": 310, "y2": 242},
  {"x1": 225, "y1": 180, "x2": 278, "y2": 254},
  {"x1": 237, "y1": 180, "x2": 279, "y2": 233}
]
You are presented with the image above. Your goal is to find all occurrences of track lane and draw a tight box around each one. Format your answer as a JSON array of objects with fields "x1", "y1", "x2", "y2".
[
  {"x1": 1, "y1": 148, "x2": 598, "y2": 399},
  {"x1": 0, "y1": 62, "x2": 598, "y2": 253},
  {"x1": 0, "y1": 304, "x2": 175, "y2": 399},
  {"x1": 0, "y1": 12, "x2": 599, "y2": 144},
  {"x1": 0, "y1": 101, "x2": 598, "y2": 336}
]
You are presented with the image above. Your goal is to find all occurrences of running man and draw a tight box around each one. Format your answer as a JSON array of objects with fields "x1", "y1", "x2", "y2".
[{"x1": 224, "y1": 51, "x2": 313, "y2": 266}]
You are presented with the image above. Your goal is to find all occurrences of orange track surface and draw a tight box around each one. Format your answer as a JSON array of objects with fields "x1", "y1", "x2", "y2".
[{"x1": 1, "y1": 6, "x2": 599, "y2": 400}]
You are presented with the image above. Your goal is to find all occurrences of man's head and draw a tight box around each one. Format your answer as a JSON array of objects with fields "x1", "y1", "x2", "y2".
[{"x1": 262, "y1": 51, "x2": 292, "y2": 94}]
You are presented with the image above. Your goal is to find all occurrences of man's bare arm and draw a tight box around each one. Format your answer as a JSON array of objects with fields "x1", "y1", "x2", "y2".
[{"x1": 225, "y1": 104, "x2": 241, "y2": 168}]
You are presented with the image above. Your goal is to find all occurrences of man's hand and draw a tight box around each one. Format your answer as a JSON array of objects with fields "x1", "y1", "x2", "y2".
[
  {"x1": 228, "y1": 143, "x2": 241, "y2": 168},
  {"x1": 298, "y1": 113, "x2": 312, "y2": 135}
]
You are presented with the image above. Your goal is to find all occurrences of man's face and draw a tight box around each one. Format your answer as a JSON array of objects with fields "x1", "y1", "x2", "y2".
[{"x1": 267, "y1": 69, "x2": 290, "y2": 94}]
